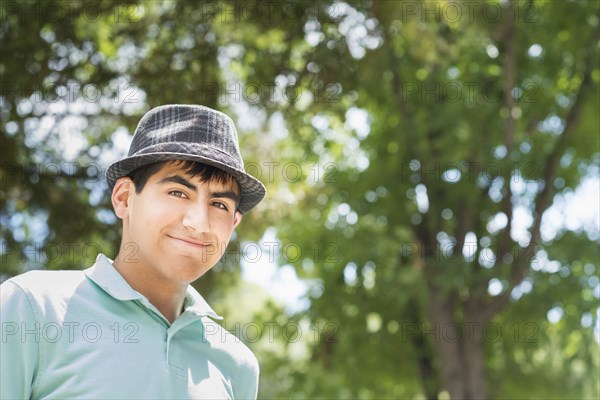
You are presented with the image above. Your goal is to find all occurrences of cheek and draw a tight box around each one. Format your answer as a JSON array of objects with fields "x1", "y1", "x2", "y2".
[
  {"x1": 131, "y1": 198, "x2": 177, "y2": 235},
  {"x1": 213, "y1": 218, "x2": 236, "y2": 243}
]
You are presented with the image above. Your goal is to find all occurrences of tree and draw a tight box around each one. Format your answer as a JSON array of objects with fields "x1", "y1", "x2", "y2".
[
  {"x1": 1, "y1": 1, "x2": 598, "y2": 398},
  {"x1": 268, "y1": 1, "x2": 599, "y2": 398}
]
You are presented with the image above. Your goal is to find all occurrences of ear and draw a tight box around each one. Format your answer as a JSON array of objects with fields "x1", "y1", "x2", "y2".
[
  {"x1": 111, "y1": 177, "x2": 134, "y2": 220},
  {"x1": 232, "y1": 211, "x2": 243, "y2": 229}
]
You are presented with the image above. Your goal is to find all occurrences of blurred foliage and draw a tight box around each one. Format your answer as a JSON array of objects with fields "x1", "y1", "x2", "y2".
[{"x1": 1, "y1": 0, "x2": 598, "y2": 398}]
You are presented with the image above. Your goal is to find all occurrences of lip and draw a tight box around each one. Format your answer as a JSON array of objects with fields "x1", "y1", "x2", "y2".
[{"x1": 167, "y1": 235, "x2": 210, "y2": 248}]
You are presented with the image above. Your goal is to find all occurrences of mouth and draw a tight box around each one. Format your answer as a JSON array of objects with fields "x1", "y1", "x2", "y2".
[{"x1": 167, "y1": 235, "x2": 211, "y2": 249}]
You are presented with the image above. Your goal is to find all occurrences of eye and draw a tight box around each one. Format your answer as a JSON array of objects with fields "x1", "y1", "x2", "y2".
[
  {"x1": 211, "y1": 201, "x2": 229, "y2": 211},
  {"x1": 168, "y1": 190, "x2": 188, "y2": 199}
]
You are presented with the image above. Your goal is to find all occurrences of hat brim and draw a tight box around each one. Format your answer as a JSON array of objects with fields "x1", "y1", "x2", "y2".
[{"x1": 106, "y1": 151, "x2": 266, "y2": 214}]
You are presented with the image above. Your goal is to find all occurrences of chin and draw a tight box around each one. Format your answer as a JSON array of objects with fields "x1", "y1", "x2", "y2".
[{"x1": 174, "y1": 260, "x2": 215, "y2": 281}]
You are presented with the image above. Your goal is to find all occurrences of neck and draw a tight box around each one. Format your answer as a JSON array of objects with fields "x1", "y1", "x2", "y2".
[{"x1": 112, "y1": 252, "x2": 187, "y2": 324}]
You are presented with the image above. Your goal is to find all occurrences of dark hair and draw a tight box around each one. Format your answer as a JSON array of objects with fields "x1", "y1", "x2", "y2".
[{"x1": 127, "y1": 160, "x2": 240, "y2": 204}]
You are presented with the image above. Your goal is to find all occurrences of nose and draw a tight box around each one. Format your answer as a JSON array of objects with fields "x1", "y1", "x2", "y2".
[{"x1": 182, "y1": 201, "x2": 211, "y2": 234}]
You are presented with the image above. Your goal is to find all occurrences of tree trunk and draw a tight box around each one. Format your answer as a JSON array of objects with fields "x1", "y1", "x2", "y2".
[
  {"x1": 426, "y1": 287, "x2": 466, "y2": 399},
  {"x1": 406, "y1": 303, "x2": 440, "y2": 400},
  {"x1": 426, "y1": 286, "x2": 489, "y2": 399},
  {"x1": 461, "y1": 321, "x2": 488, "y2": 399}
]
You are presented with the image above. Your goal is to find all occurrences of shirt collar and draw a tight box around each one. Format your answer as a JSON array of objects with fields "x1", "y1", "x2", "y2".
[
  {"x1": 183, "y1": 286, "x2": 223, "y2": 320},
  {"x1": 85, "y1": 253, "x2": 223, "y2": 320},
  {"x1": 85, "y1": 253, "x2": 144, "y2": 301}
]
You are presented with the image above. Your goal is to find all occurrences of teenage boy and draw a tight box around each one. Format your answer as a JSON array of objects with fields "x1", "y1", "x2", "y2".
[{"x1": 0, "y1": 105, "x2": 266, "y2": 399}]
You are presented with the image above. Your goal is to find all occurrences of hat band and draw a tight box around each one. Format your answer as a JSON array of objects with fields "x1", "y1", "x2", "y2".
[{"x1": 133, "y1": 142, "x2": 243, "y2": 171}]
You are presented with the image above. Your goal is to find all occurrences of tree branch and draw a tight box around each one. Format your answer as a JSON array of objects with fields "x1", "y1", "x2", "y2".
[
  {"x1": 497, "y1": 0, "x2": 517, "y2": 264},
  {"x1": 371, "y1": 2, "x2": 412, "y2": 120},
  {"x1": 481, "y1": 33, "x2": 595, "y2": 322}
]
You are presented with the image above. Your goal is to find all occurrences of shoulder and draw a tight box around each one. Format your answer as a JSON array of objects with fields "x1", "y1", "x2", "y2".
[
  {"x1": 3, "y1": 269, "x2": 86, "y2": 296},
  {"x1": 201, "y1": 318, "x2": 259, "y2": 399},
  {"x1": 1, "y1": 269, "x2": 88, "y2": 316},
  {"x1": 202, "y1": 318, "x2": 259, "y2": 373}
]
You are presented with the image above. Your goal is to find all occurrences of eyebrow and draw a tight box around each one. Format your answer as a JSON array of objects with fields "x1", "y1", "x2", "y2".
[
  {"x1": 158, "y1": 175, "x2": 197, "y2": 192},
  {"x1": 158, "y1": 175, "x2": 240, "y2": 204},
  {"x1": 211, "y1": 190, "x2": 241, "y2": 205}
]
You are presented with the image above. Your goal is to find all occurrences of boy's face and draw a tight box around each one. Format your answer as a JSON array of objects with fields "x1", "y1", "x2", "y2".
[{"x1": 112, "y1": 161, "x2": 242, "y2": 285}]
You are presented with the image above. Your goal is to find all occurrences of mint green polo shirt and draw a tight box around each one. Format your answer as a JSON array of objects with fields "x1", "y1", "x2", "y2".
[{"x1": 0, "y1": 254, "x2": 259, "y2": 399}]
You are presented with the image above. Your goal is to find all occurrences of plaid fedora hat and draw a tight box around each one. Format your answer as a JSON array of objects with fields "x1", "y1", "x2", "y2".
[{"x1": 106, "y1": 104, "x2": 266, "y2": 214}]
